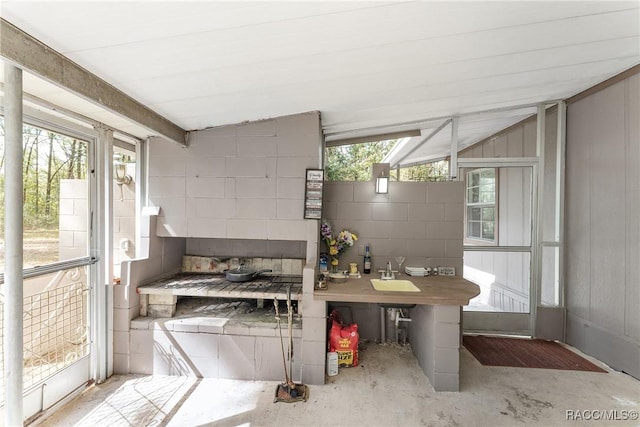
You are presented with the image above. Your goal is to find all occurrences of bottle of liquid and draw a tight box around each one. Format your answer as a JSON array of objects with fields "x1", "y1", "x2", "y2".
[
  {"x1": 363, "y1": 244, "x2": 372, "y2": 274},
  {"x1": 327, "y1": 351, "x2": 338, "y2": 376},
  {"x1": 319, "y1": 252, "x2": 328, "y2": 273}
]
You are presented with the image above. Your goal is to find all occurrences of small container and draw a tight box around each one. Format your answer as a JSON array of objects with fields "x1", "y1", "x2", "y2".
[
  {"x1": 349, "y1": 262, "x2": 358, "y2": 275},
  {"x1": 319, "y1": 253, "x2": 328, "y2": 273},
  {"x1": 327, "y1": 351, "x2": 338, "y2": 376}
]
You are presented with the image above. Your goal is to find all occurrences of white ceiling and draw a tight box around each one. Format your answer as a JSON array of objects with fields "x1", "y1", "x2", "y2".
[{"x1": 1, "y1": 1, "x2": 638, "y2": 164}]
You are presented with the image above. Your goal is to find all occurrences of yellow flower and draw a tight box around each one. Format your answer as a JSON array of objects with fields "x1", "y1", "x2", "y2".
[
  {"x1": 352, "y1": 234, "x2": 358, "y2": 240},
  {"x1": 331, "y1": 258, "x2": 339, "y2": 266},
  {"x1": 329, "y1": 246, "x2": 338, "y2": 255},
  {"x1": 330, "y1": 239, "x2": 336, "y2": 246}
]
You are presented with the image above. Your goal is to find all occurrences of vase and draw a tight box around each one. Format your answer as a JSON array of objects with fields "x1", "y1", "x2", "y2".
[{"x1": 330, "y1": 258, "x2": 340, "y2": 273}]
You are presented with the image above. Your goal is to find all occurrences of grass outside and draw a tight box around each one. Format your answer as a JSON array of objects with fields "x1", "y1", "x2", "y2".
[{"x1": 0, "y1": 229, "x2": 59, "y2": 270}]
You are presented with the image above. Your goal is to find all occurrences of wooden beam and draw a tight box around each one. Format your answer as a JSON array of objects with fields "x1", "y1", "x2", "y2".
[{"x1": 0, "y1": 18, "x2": 187, "y2": 146}]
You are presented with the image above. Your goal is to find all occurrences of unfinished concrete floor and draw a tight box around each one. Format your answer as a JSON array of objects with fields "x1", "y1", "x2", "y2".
[{"x1": 34, "y1": 342, "x2": 639, "y2": 427}]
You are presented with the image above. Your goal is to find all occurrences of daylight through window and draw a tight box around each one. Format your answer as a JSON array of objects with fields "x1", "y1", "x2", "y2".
[{"x1": 466, "y1": 168, "x2": 496, "y2": 242}]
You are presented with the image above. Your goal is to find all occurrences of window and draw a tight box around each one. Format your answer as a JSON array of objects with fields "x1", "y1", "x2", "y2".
[
  {"x1": 324, "y1": 139, "x2": 449, "y2": 182},
  {"x1": 466, "y1": 168, "x2": 496, "y2": 242},
  {"x1": 0, "y1": 118, "x2": 90, "y2": 272},
  {"x1": 324, "y1": 140, "x2": 395, "y2": 181},
  {"x1": 396, "y1": 160, "x2": 449, "y2": 182}
]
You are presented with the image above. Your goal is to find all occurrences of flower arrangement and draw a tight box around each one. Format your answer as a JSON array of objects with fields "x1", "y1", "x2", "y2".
[{"x1": 321, "y1": 221, "x2": 357, "y2": 271}]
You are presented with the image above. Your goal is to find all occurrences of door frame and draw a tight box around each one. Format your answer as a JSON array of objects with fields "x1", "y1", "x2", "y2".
[
  {"x1": 0, "y1": 106, "x2": 105, "y2": 422},
  {"x1": 458, "y1": 157, "x2": 540, "y2": 336}
]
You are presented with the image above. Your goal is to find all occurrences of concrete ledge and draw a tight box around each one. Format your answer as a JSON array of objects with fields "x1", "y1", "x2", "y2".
[
  {"x1": 131, "y1": 316, "x2": 302, "y2": 338},
  {"x1": 126, "y1": 324, "x2": 303, "y2": 381}
]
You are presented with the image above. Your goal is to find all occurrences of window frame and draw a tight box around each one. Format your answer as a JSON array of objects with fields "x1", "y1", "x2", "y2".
[{"x1": 464, "y1": 167, "x2": 498, "y2": 245}]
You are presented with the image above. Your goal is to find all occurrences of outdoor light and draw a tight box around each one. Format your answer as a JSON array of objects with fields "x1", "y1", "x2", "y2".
[
  {"x1": 375, "y1": 170, "x2": 389, "y2": 194},
  {"x1": 114, "y1": 162, "x2": 132, "y2": 185}
]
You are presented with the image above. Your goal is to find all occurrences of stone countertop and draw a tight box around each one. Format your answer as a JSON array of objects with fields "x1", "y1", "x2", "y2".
[{"x1": 313, "y1": 275, "x2": 480, "y2": 306}]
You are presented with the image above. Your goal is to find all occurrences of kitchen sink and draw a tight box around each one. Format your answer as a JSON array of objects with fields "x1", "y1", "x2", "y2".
[{"x1": 370, "y1": 279, "x2": 421, "y2": 292}]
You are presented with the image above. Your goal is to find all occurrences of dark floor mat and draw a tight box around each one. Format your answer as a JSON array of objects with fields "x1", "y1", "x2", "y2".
[{"x1": 463, "y1": 335, "x2": 607, "y2": 373}]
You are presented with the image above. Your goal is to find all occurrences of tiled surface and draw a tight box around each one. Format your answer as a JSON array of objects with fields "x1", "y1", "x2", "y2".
[{"x1": 181, "y1": 255, "x2": 304, "y2": 275}]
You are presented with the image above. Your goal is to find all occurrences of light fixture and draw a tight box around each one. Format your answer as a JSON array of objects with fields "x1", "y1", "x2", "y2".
[
  {"x1": 372, "y1": 162, "x2": 390, "y2": 194},
  {"x1": 375, "y1": 170, "x2": 389, "y2": 194},
  {"x1": 114, "y1": 162, "x2": 132, "y2": 185}
]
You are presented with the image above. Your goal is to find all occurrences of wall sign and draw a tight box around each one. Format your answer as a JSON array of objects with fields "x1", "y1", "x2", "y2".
[{"x1": 304, "y1": 169, "x2": 324, "y2": 219}]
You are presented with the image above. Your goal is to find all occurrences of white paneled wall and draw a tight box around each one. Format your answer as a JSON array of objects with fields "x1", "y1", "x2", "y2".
[
  {"x1": 565, "y1": 72, "x2": 640, "y2": 379},
  {"x1": 148, "y1": 111, "x2": 322, "y2": 241}
]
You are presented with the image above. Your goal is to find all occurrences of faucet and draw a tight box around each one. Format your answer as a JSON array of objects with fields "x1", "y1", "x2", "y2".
[{"x1": 382, "y1": 261, "x2": 395, "y2": 280}]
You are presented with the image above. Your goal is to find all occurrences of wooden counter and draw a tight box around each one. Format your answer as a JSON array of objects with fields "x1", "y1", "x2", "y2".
[
  {"x1": 313, "y1": 275, "x2": 480, "y2": 306},
  {"x1": 313, "y1": 274, "x2": 480, "y2": 392}
]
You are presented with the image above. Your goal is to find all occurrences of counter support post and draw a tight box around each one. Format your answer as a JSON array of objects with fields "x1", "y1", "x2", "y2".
[{"x1": 409, "y1": 304, "x2": 461, "y2": 391}]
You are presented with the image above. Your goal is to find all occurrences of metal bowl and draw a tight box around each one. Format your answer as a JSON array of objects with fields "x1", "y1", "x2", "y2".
[{"x1": 328, "y1": 273, "x2": 348, "y2": 283}]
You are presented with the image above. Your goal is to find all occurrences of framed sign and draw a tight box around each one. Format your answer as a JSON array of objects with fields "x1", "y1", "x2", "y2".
[{"x1": 304, "y1": 169, "x2": 324, "y2": 219}]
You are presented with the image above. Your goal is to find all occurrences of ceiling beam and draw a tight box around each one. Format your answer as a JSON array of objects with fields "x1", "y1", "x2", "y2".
[
  {"x1": 325, "y1": 129, "x2": 420, "y2": 147},
  {"x1": 324, "y1": 100, "x2": 562, "y2": 144},
  {"x1": 390, "y1": 118, "x2": 452, "y2": 168},
  {"x1": 0, "y1": 18, "x2": 187, "y2": 146}
]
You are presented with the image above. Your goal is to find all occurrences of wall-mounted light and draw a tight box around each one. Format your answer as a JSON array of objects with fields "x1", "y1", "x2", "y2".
[
  {"x1": 376, "y1": 171, "x2": 389, "y2": 194},
  {"x1": 373, "y1": 162, "x2": 390, "y2": 194},
  {"x1": 114, "y1": 162, "x2": 132, "y2": 185}
]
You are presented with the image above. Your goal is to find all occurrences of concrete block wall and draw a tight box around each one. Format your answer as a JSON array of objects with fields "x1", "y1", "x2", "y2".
[
  {"x1": 128, "y1": 317, "x2": 302, "y2": 381},
  {"x1": 58, "y1": 179, "x2": 88, "y2": 261},
  {"x1": 115, "y1": 112, "x2": 327, "y2": 384},
  {"x1": 323, "y1": 181, "x2": 464, "y2": 273},
  {"x1": 327, "y1": 302, "x2": 381, "y2": 342},
  {"x1": 301, "y1": 261, "x2": 327, "y2": 385},
  {"x1": 408, "y1": 305, "x2": 461, "y2": 391},
  {"x1": 147, "y1": 111, "x2": 322, "y2": 241},
  {"x1": 113, "y1": 211, "x2": 186, "y2": 374},
  {"x1": 60, "y1": 172, "x2": 136, "y2": 280}
]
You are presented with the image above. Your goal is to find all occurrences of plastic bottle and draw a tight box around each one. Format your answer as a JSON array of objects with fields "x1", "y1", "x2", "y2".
[
  {"x1": 319, "y1": 252, "x2": 328, "y2": 273},
  {"x1": 327, "y1": 351, "x2": 338, "y2": 376},
  {"x1": 363, "y1": 244, "x2": 371, "y2": 274}
]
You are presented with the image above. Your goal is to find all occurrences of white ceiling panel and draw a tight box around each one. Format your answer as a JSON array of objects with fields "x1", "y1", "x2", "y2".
[{"x1": 1, "y1": 1, "x2": 638, "y2": 164}]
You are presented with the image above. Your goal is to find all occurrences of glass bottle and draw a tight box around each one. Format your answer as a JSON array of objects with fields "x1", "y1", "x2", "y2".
[{"x1": 363, "y1": 244, "x2": 371, "y2": 274}]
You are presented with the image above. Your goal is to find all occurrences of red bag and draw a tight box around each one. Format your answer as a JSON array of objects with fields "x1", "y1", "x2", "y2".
[{"x1": 328, "y1": 310, "x2": 359, "y2": 367}]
